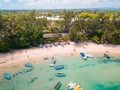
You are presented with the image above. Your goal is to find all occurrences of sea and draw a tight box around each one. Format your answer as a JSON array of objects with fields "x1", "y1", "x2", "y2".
[{"x1": 0, "y1": 54, "x2": 120, "y2": 90}]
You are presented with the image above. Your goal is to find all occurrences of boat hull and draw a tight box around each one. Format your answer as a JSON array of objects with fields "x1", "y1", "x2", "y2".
[
  {"x1": 52, "y1": 81, "x2": 62, "y2": 90},
  {"x1": 24, "y1": 63, "x2": 33, "y2": 67},
  {"x1": 55, "y1": 65, "x2": 64, "y2": 70},
  {"x1": 55, "y1": 73, "x2": 66, "y2": 77},
  {"x1": 3, "y1": 72, "x2": 11, "y2": 80}
]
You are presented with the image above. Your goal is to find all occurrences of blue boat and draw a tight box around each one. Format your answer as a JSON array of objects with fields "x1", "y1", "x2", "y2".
[
  {"x1": 55, "y1": 72, "x2": 66, "y2": 77},
  {"x1": 3, "y1": 72, "x2": 11, "y2": 80},
  {"x1": 55, "y1": 65, "x2": 64, "y2": 70},
  {"x1": 52, "y1": 81, "x2": 62, "y2": 90},
  {"x1": 24, "y1": 63, "x2": 33, "y2": 67},
  {"x1": 80, "y1": 52, "x2": 87, "y2": 60},
  {"x1": 104, "y1": 53, "x2": 110, "y2": 59}
]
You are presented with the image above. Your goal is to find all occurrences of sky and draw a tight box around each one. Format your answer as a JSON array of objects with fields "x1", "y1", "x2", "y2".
[{"x1": 0, "y1": 0, "x2": 120, "y2": 10}]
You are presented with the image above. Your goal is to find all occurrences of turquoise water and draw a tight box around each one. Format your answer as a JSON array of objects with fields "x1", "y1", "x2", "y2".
[{"x1": 0, "y1": 54, "x2": 120, "y2": 90}]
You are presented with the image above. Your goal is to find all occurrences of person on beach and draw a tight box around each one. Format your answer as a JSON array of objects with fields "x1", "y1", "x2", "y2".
[{"x1": 25, "y1": 50, "x2": 29, "y2": 58}]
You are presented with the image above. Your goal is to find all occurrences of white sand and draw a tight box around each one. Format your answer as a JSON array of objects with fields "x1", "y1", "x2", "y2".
[{"x1": 0, "y1": 42, "x2": 120, "y2": 68}]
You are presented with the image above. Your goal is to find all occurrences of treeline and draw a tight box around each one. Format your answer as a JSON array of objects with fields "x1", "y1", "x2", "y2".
[
  {"x1": 69, "y1": 11, "x2": 120, "y2": 44},
  {"x1": 0, "y1": 10, "x2": 120, "y2": 52},
  {"x1": 0, "y1": 10, "x2": 47, "y2": 52}
]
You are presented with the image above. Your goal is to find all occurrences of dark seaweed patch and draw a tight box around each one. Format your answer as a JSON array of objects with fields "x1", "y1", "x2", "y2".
[
  {"x1": 49, "y1": 77, "x2": 54, "y2": 81},
  {"x1": 29, "y1": 77, "x2": 38, "y2": 83},
  {"x1": 13, "y1": 68, "x2": 34, "y2": 77}
]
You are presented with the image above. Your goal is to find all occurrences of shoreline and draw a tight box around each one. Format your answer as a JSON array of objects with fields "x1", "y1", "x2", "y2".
[{"x1": 0, "y1": 42, "x2": 120, "y2": 68}]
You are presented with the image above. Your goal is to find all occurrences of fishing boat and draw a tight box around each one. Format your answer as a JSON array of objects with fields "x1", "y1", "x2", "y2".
[
  {"x1": 80, "y1": 52, "x2": 87, "y2": 60},
  {"x1": 104, "y1": 53, "x2": 110, "y2": 59},
  {"x1": 24, "y1": 63, "x2": 33, "y2": 67},
  {"x1": 67, "y1": 81, "x2": 82, "y2": 90},
  {"x1": 52, "y1": 81, "x2": 62, "y2": 90},
  {"x1": 55, "y1": 65, "x2": 64, "y2": 70},
  {"x1": 55, "y1": 72, "x2": 66, "y2": 77},
  {"x1": 3, "y1": 72, "x2": 11, "y2": 80}
]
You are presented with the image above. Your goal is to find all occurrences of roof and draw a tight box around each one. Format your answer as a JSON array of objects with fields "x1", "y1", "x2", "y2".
[{"x1": 43, "y1": 33, "x2": 68, "y2": 38}]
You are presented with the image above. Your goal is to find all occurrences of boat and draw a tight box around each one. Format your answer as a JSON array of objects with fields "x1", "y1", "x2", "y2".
[
  {"x1": 52, "y1": 60, "x2": 56, "y2": 64},
  {"x1": 3, "y1": 72, "x2": 11, "y2": 80},
  {"x1": 80, "y1": 52, "x2": 87, "y2": 60},
  {"x1": 104, "y1": 53, "x2": 110, "y2": 59},
  {"x1": 52, "y1": 81, "x2": 62, "y2": 90},
  {"x1": 55, "y1": 65, "x2": 64, "y2": 70},
  {"x1": 55, "y1": 72, "x2": 66, "y2": 77},
  {"x1": 86, "y1": 54, "x2": 93, "y2": 58},
  {"x1": 24, "y1": 63, "x2": 33, "y2": 67},
  {"x1": 67, "y1": 81, "x2": 82, "y2": 90},
  {"x1": 49, "y1": 63, "x2": 55, "y2": 67}
]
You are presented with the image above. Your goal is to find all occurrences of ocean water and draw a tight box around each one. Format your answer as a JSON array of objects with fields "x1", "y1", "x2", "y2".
[{"x1": 0, "y1": 54, "x2": 120, "y2": 90}]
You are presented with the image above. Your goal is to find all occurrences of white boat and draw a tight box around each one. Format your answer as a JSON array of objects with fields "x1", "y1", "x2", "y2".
[
  {"x1": 49, "y1": 64, "x2": 55, "y2": 67},
  {"x1": 52, "y1": 60, "x2": 56, "y2": 64},
  {"x1": 86, "y1": 54, "x2": 93, "y2": 58},
  {"x1": 80, "y1": 52, "x2": 93, "y2": 60},
  {"x1": 67, "y1": 81, "x2": 83, "y2": 90}
]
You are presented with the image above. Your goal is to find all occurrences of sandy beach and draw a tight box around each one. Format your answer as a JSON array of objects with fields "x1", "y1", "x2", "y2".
[{"x1": 0, "y1": 42, "x2": 120, "y2": 68}]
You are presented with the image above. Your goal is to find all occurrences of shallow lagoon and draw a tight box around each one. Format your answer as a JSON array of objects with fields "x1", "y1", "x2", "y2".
[{"x1": 0, "y1": 54, "x2": 120, "y2": 90}]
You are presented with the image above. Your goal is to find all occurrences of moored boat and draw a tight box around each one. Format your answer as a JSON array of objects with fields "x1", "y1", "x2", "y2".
[
  {"x1": 49, "y1": 63, "x2": 55, "y2": 67},
  {"x1": 104, "y1": 53, "x2": 110, "y2": 59},
  {"x1": 55, "y1": 72, "x2": 66, "y2": 77},
  {"x1": 52, "y1": 81, "x2": 62, "y2": 90},
  {"x1": 52, "y1": 60, "x2": 56, "y2": 64},
  {"x1": 67, "y1": 81, "x2": 82, "y2": 90},
  {"x1": 80, "y1": 52, "x2": 87, "y2": 60},
  {"x1": 86, "y1": 54, "x2": 93, "y2": 58},
  {"x1": 55, "y1": 65, "x2": 64, "y2": 70},
  {"x1": 24, "y1": 63, "x2": 33, "y2": 67},
  {"x1": 3, "y1": 72, "x2": 11, "y2": 80}
]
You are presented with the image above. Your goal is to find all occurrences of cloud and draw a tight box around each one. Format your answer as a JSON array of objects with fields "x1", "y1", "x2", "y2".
[
  {"x1": 17, "y1": 0, "x2": 24, "y2": 2},
  {"x1": 23, "y1": 0, "x2": 118, "y2": 9},
  {"x1": 22, "y1": 0, "x2": 100, "y2": 9},
  {"x1": 3, "y1": 0, "x2": 10, "y2": 2},
  {"x1": 1, "y1": 0, "x2": 120, "y2": 9}
]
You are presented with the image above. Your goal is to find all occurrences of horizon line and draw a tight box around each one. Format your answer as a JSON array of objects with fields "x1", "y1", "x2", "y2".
[{"x1": 0, "y1": 7, "x2": 120, "y2": 11}]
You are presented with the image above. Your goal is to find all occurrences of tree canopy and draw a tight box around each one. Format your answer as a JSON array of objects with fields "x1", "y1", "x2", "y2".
[{"x1": 0, "y1": 10, "x2": 120, "y2": 52}]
